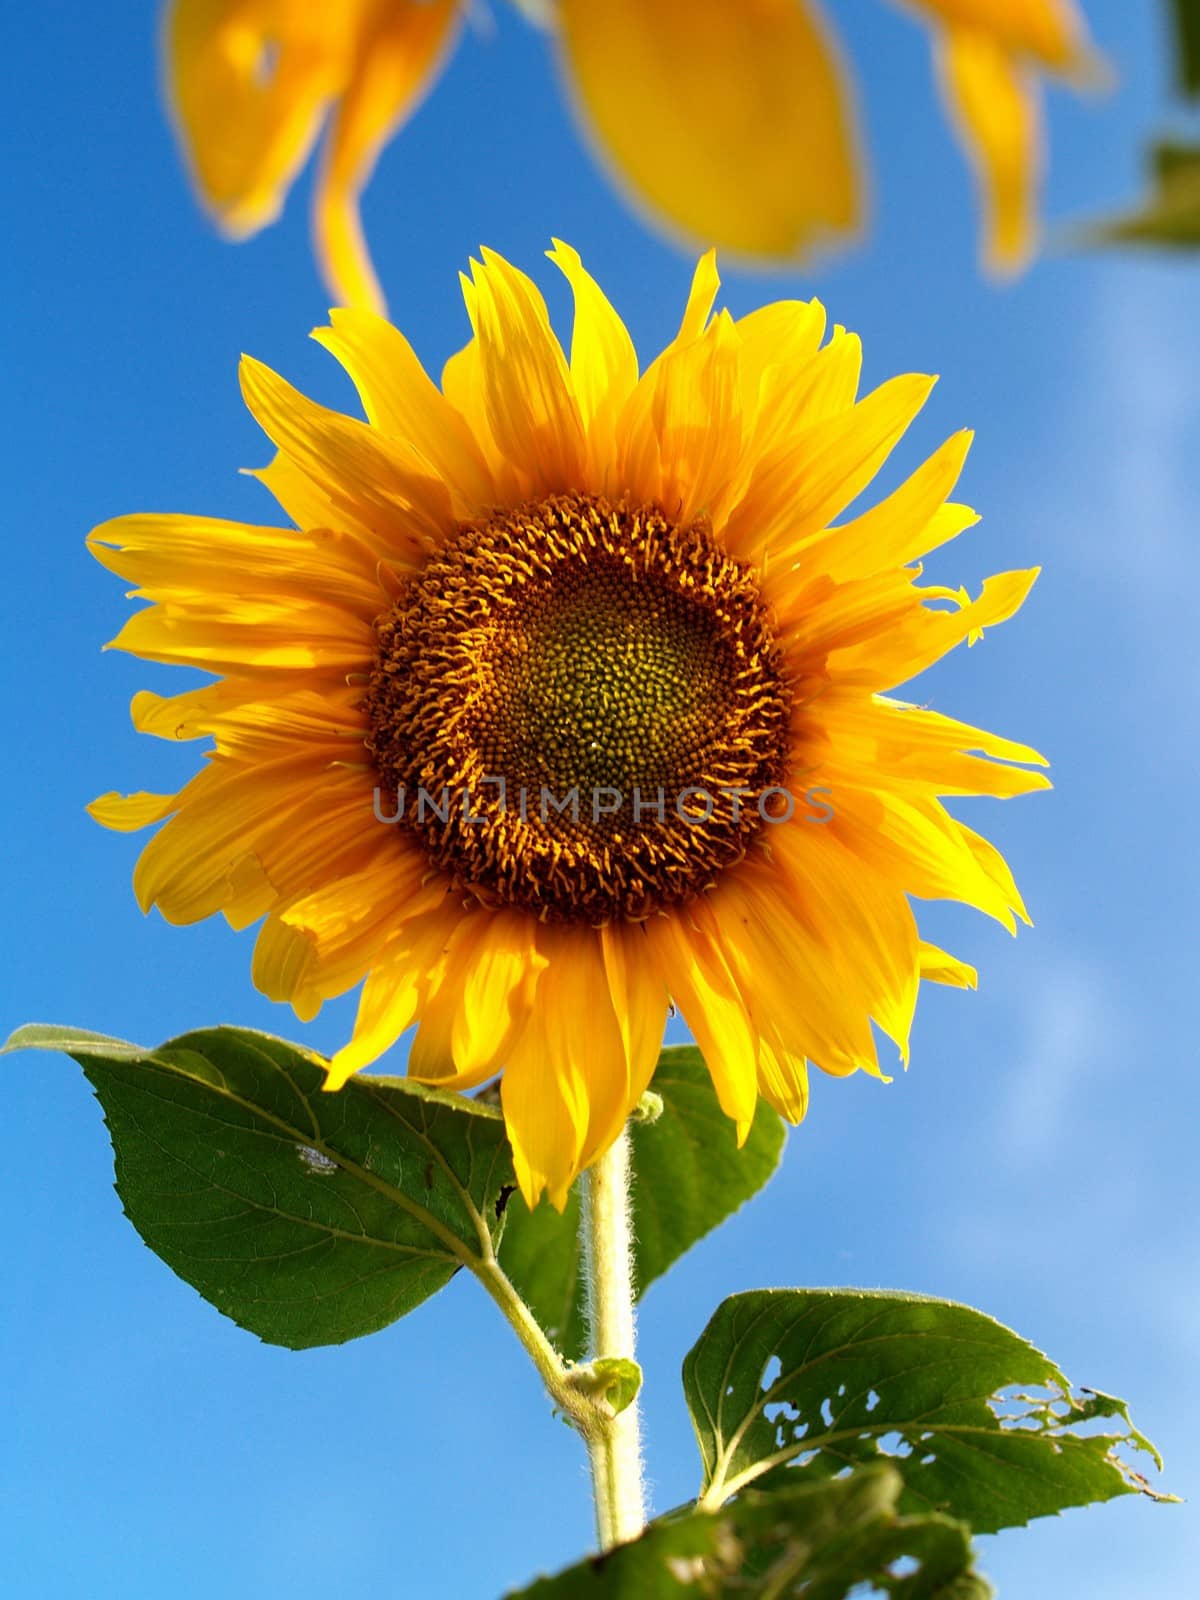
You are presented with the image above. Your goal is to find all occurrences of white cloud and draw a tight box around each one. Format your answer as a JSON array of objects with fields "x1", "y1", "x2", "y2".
[
  {"x1": 1054, "y1": 267, "x2": 1200, "y2": 609},
  {"x1": 998, "y1": 953, "x2": 1121, "y2": 1165}
]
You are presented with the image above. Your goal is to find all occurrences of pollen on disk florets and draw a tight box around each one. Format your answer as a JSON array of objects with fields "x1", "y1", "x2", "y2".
[{"x1": 364, "y1": 494, "x2": 792, "y2": 922}]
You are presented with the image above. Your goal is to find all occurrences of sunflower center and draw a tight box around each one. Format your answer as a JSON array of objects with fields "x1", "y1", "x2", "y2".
[{"x1": 365, "y1": 494, "x2": 792, "y2": 922}]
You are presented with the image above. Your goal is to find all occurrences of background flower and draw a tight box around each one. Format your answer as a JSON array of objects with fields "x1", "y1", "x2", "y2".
[
  {"x1": 558, "y1": 0, "x2": 1095, "y2": 276},
  {"x1": 164, "y1": 0, "x2": 1098, "y2": 308}
]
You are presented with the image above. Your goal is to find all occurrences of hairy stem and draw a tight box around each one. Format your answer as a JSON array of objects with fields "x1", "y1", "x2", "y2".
[
  {"x1": 582, "y1": 1126, "x2": 647, "y2": 1549},
  {"x1": 474, "y1": 1254, "x2": 596, "y2": 1436}
]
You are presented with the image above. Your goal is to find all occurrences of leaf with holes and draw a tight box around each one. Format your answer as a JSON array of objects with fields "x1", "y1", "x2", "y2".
[
  {"x1": 497, "y1": 1045, "x2": 786, "y2": 1358},
  {"x1": 505, "y1": 1462, "x2": 990, "y2": 1598},
  {"x1": 683, "y1": 1290, "x2": 1172, "y2": 1533},
  {"x1": 3, "y1": 1022, "x2": 515, "y2": 1349}
]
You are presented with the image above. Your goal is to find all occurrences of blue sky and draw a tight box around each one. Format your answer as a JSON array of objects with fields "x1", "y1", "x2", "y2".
[{"x1": 1, "y1": 2, "x2": 1196, "y2": 1595}]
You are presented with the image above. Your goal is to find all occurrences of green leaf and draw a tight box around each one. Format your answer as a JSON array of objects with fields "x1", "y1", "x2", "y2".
[
  {"x1": 3, "y1": 1022, "x2": 515, "y2": 1350},
  {"x1": 505, "y1": 1463, "x2": 990, "y2": 1598},
  {"x1": 497, "y1": 1045, "x2": 786, "y2": 1359},
  {"x1": 683, "y1": 1290, "x2": 1171, "y2": 1533},
  {"x1": 568, "y1": 1357, "x2": 643, "y2": 1417},
  {"x1": 1085, "y1": 139, "x2": 1200, "y2": 247},
  {"x1": 1170, "y1": 0, "x2": 1200, "y2": 97}
]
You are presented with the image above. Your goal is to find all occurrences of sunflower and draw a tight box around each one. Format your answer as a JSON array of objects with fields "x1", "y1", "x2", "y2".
[
  {"x1": 90, "y1": 244, "x2": 1048, "y2": 1207},
  {"x1": 163, "y1": 0, "x2": 1097, "y2": 310}
]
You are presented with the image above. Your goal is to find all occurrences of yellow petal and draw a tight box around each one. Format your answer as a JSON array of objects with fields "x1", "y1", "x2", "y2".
[
  {"x1": 642, "y1": 905, "x2": 759, "y2": 1129},
  {"x1": 131, "y1": 681, "x2": 360, "y2": 750},
  {"x1": 499, "y1": 1015, "x2": 585, "y2": 1213},
  {"x1": 817, "y1": 695, "x2": 1050, "y2": 801},
  {"x1": 325, "y1": 903, "x2": 461, "y2": 1088},
  {"x1": 723, "y1": 858, "x2": 894, "y2": 1078},
  {"x1": 311, "y1": 307, "x2": 493, "y2": 511},
  {"x1": 406, "y1": 910, "x2": 541, "y2": 1091},
  {"x1": 239, "y1": 783, "x2": 408, "y2": 918},
  {"x1": 959, "y1": 821, "x2": 1033, "y2": 927},
  {"x1": 546, "y1": 239, "x2": 639, "y2": 483},
  {"x1": 445, "y1": 911, "x2": 547, "y2": 1082},
  {"x1": 276, "y1": 850, "x2": 440, "y2": 1015},
  {"x1": 131, "y1": 753, "x2": 366, "y2": 924},
  {"x1": 247, "y1": 449, "x2": 374, "y2": 542},
  {"x1": 735, "y1": 298, "x2": 827, "y2": 413},
  {"x1": 621, "y1": 309, "x2": 745, "y2": 524},
  {"x1": 771, "y1": 566, "x2": 922, "y2": 659},
  {"x1": 833, "y1": 567, "x2": 1041, "y2": 690},
  {"x1": 726, "y1": 372, "x2": 937, "y2": 564},
  {"x1": 439, "y1": 330, "x2": 523, "y2": 505},
  {"x1": 500, "y1": 928, "x2": 631, "y2": 1209},
  {"x1": 816, "y1": 429, "x2": 977, "y2": 579},
  {"x1": 677, "y1": 249, "x2": 721, "y2": 344},
  {"x1": 312, "y1": 0, "x2": 463, "y2": 312},
  {"x1": 466, "y1": 249, "x2": 588, "y2": 495},
  {"x1": 600, "y1": 922, "x2": 670, "y2": 1119},
  {"x1": 106, "y1": 597, "x2": 373, "y2": 677},
  {"x1": 165, "y1": 0, "x2": 338, "y2": 236},
  {"x1": 558, "y1": 0, "x2": 861, "y2": 260},
  {"x1": 253, "y1": 915, "x2": 323, "y2": 1022},
  {"x1": 742, "y1": 325, "x2": 863, "y2": 472},
  {"x1": 828, "y1": 788, "x2": 1026, "y2": 932},
  {"x1": 754, "y1": 1030, "x2": 810, "y2": 1124},
  {"x1": 936, "y1": 28, "x2": 1041, "y2": 276},
  {"x1": 88, "y1": 513, "x2": 383, "y2": 614},
  {"x1": 899, "y1": 0, "x2": 1090, "y2": 68},
  {"x1": 88, "y1": 790, "x2": 179, "y2": 833},
  {"x1": 918, "y1": 941, "x2": 979, "y2": 990},
  {"x1": 239, "y1": 354, "x2": 453, "y2": 555}
]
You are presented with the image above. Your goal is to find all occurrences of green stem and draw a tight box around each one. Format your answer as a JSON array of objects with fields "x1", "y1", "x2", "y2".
[
  {"x1": 474, "y1": 1254, "x2": 596, "y2": 1436},
  {"x1": 582, "y1": 1126, "x2": 647, "y2": 1549}
]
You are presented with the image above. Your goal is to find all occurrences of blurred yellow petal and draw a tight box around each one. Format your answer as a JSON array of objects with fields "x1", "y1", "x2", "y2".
[
  {"x1": 937, "y1": 27, "x2": 1042, "y2": 276},
  {"x1": 558, "y1": 0, "x2": 861, "y2": 259},
  {"x1": 165, "y1": 0, "x2": 462, "y2": 311},
  {"x1": 165, "y1": 0, "x2": 339, "y2": 235},
  {"x1": 898, "y1": 0, "x2": 1089, "y2": 68},
  {"x1": 313, "y1": 0, "x2": 463, "y2": 313},
  {"x1": 893, "y1": 1, "x2": 1102, "y2": 276}
]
